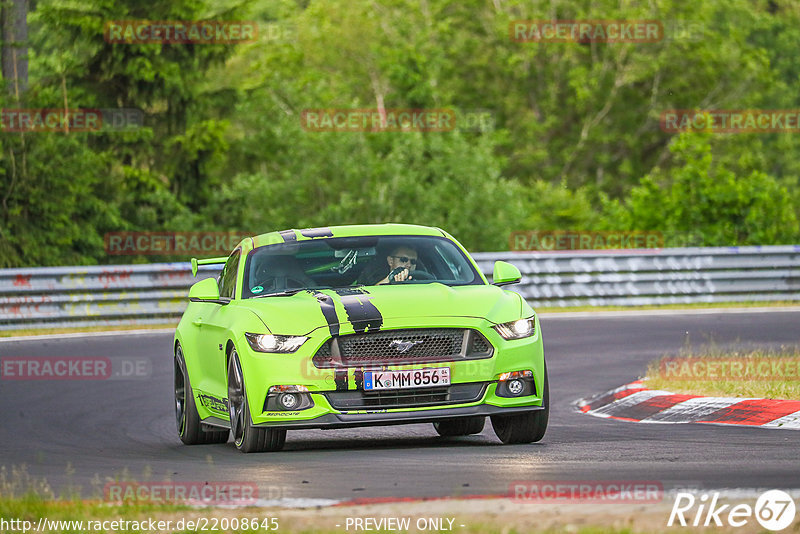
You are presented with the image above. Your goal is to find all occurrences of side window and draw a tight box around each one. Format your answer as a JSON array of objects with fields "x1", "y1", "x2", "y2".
[{"x1": 219, "y1": 250, "x2": 241, "y2": 299}]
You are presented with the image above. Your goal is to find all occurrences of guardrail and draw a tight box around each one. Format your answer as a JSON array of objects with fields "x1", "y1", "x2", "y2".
[
  {"x1": 1, "y1": 245, "x2": 798, "y2": 330},
  {"x1": 472, "y1": 245, "x2": 800, "y2": 308},
  {"x1": 0, "y1": 264, "x2": 219, "y2": 330}
]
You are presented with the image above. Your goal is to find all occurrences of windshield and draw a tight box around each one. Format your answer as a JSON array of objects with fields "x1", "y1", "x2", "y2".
[{"x1": 242, "y1": 235, "x2": 482, "y2": 298}]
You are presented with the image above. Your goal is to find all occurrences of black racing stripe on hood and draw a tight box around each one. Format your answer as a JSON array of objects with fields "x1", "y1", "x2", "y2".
[
  {"x1": 313, "y1": 291, "x2": 339, "y2": 337},
  {"x1": 300, "y1": 227, "x2": 334, "y2": 238},
  {"x1": 279, "y1": 230, "x2": 297, "y2": 242},
  {"x1": 333, "y1": 288, "x2": 383, "y2": 334}
]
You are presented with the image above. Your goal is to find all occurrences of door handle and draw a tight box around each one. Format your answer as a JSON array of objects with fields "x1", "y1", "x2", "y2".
[{"x1": 192, "y1": 317, "x2": 203, "y2": 326}]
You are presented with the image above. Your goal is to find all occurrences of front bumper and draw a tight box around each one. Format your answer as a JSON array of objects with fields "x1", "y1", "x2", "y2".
[
  {"x1": 202, "y1": 402, "x2": 545, "y2": 431},
  {"x1": 196, "y1": 315, "x2": 546, "y2": 427}
]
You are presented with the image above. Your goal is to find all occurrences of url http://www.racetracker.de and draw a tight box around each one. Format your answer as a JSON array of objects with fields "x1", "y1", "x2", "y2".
[{"x1": 0, "y1": 516, "x2": 279, "y2": 533}]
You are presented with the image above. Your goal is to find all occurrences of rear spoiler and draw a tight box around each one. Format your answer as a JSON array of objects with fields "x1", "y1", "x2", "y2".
[{"x1": 191, "y1": 256, "x2": 228, "y2": 277}]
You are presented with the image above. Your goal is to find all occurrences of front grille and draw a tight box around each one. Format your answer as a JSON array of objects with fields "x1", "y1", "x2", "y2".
[
  {"x1": 324, "y1": 382, "x2": 487, "y2": 410},
  {"x1": 312, "y1": 328, "x2": 493, "y2": 368},
  {"x1": 470, "y1": 334, "x2": 490, "y2": 353}
]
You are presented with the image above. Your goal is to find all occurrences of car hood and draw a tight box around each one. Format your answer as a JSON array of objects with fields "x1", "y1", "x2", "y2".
[{"x1": 235, "y1": 283, "x2": 524, "y2": 335}]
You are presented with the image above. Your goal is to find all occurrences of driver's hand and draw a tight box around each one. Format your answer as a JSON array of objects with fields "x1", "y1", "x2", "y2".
[
  {"x1": 380, "y1": 267, "x2": 411, "y2": 284},
  {"x1": 392, "y1": 268, "x2": 410, "y2": 282}
]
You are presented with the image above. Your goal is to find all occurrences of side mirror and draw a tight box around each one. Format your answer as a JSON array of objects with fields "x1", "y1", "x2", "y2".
[
  {"x1": 492, "y1": 261, "x2": 521, "y2": 286},
  {"x1": 188, "y1": 277, "x2": 226, "y2": 303}
]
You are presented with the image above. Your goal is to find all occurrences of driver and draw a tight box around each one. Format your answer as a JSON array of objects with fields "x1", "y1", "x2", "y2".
[{"x1": 376, "y1": 245, "x2": 418, "y2": 284}]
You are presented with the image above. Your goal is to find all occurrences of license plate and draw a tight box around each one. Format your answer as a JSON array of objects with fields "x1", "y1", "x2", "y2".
[{"x1": 364, "y1": 367, "x2": 451, "y2": 391}]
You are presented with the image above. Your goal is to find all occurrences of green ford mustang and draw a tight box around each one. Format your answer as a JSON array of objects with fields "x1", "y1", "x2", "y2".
[{"x1": 174, "y1": 224, "x2": 548, "y2": 452}]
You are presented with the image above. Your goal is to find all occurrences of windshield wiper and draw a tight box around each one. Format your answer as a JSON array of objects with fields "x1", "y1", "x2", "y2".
[
  {"x1": 252, "y1": 286, "x2": 331, "y2": 298},
  {"x1": 331, "y1": 284, "x2": 365, "y2": 290}
]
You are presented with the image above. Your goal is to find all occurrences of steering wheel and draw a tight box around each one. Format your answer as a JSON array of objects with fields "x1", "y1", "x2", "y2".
[{"x1": 388, "y1": 269, "x2": 435, "y2": 284}]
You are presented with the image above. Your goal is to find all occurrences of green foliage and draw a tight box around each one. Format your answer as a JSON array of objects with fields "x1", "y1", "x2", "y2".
[
  {"x1": 0, "y1": 90, "x2": 119, "y2": 267},
  {"x1": 1, "y1": 0, "x2": 799, "y2": 267},
  {"x1": 208, "y1": 123, "x2": 521, "y2": 251},
  {"x1": 517, "y1": 181, "x2": 600, "y2": 231},
  {"x1": 606, "y1": 133, "x2": 799, "y2": 246}
]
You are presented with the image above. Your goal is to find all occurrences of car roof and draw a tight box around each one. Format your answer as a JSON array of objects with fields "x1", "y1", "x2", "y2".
[{"x1": 249, "y1": 223, "x2": 447, "y2": 249}]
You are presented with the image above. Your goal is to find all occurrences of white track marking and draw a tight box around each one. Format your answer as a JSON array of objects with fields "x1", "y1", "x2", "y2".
[
  {"x1": 586, "y1": 389, "x2": 675, "y2": 417},
  {"x1": 578, "y1": 383, "x2": 800, "y2": 430},
  {"x1": 761, "y1": 410, "x2": 800, "y2": 429},
  {"x1": 574, "y1": 380, "x2": 646, "y2": 410},
  {"x1": 641, "y1": 397, "x2": 754, "y2": 423}
]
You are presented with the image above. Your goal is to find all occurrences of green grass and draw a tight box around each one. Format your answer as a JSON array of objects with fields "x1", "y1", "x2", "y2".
[
  {"x1": 0, "y1": 494, "x2": 653, "y2": 534},
  {"x1": 0, "y1": 323, "x2": 179, "y2": 338},
  {"x1": 0, "y1": 467, "x2": 664, "y2": 533},
  {"x1": 0, "y1": 466, "x2": 189, "y2": 533},
  {"x1": 0, "y1": 495, "x2": 189, "y2": 531},
  {"x1": 645, "y1": 346, "x2": 800, "y2": 400}
]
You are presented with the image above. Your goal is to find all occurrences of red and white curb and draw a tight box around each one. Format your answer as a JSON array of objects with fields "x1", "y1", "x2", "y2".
[{"x1": 575, "y1": 380, "x2": 800, "y2": 429}]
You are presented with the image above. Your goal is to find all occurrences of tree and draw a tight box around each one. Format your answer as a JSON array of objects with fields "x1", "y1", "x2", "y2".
[
  {"x1": 1, "y1": 0, "x2": 28, "y2": 95},
  {"x1": 605, "y1": 133, "x2": 799, "y2": 246}
]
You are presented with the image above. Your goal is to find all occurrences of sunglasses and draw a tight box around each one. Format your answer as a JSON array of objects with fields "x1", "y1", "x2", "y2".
[{"x1": 391, "y1": 255, "x2": 417, "y2": 265}]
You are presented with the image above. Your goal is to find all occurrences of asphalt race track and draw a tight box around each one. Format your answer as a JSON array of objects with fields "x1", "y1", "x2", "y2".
[{"x1": 1, "y1": 309, "x2": 799, "y2": 502}]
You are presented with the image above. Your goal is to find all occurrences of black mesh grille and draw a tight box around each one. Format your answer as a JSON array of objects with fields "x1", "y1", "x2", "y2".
[
  {"x1": 315, "y1": 342, "x2": 331, "y2": 360},
  {"x1": 470, "y1": 334, "x2": 490, "y2": 353},
  {"x1": 324, "y1": 383, "x2": 487, "y2": 410},
  {"x1": 340, "y1": 329, "x2": 461, "y2": 359},
  {"x1": 312, "y1": 328, "x2": 493, "y2": 368}
]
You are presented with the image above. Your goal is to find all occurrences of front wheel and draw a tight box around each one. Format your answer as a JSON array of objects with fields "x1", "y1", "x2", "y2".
[
  {"x1": 491, "y1": 364, "x2": 549, "y2": 444},
  {"x1": 228, "y1": 349, "x2": 286, "y2": 453},
  {"x1": 174, "y1": 345, "x2": 229, "y2": 445}
]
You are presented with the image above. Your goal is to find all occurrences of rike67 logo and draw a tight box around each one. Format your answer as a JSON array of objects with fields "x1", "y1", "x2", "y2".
[{"x1": 668, "y1": 490, "x2": 796, "y2": 531}]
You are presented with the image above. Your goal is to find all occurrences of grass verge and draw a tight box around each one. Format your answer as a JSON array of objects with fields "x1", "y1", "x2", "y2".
[
  {"x1": 0, "y1": 494, "x2": 679, "y2": 534},
  {"x1": 645, "y1": 346, "x2": 800, "y2": 400},
  {"x1": 0, "y1": 323, "x2": 179, "y2": 338},
  {"x1": 1, "y1": 464, "x2": 792, "y2": 534}
]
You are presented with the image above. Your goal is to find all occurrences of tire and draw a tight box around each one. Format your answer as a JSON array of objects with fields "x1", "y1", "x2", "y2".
[
  {"x1": 433, "y1": 416, "x2": 485, "y2": 437},
  {"x1": 491, "y1": 363, "x2": 549, "y2": 444},
  {"x1": 174, "y1": 344, "x2": 229, "y2": 445},
  {"x1": 228, "y1": 349, "x2": 287, "y2": 453}
]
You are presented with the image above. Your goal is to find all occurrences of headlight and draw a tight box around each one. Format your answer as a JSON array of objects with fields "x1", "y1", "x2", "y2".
[
  {"x1": 245, "y1": 333, "x2": 307, "y2": 353},
  {"x1": 493, "y1": 317, "x2": 536, "y2": 340}
]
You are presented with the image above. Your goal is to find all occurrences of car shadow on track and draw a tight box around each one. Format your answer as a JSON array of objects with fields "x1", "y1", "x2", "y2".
[
  {"x1": 170, "y1": 429, "x2": 526, "y2": 456},
  {"x1": 280, "y1": 434, "x2": 500, "y2": 453}
]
